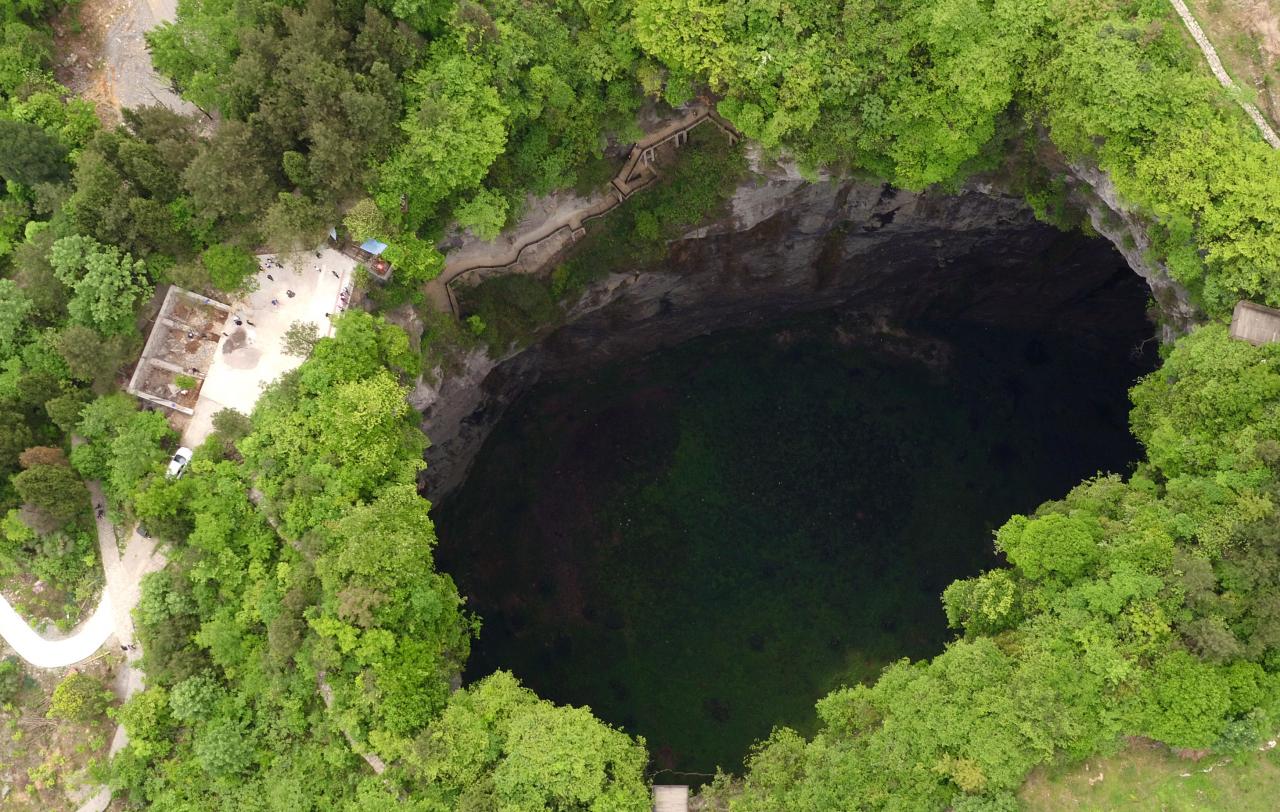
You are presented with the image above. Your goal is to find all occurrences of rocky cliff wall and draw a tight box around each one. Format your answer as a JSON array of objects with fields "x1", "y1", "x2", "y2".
[
  {"x1": 1067, "y1": 163, "x2": 1201, "y2": 342},
  {"x1": 414, "y1": 155, "x2": 1178, "y2": 500}
]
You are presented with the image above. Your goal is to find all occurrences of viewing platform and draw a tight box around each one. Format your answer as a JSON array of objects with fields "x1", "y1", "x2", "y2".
[
  {"x1": 330, "y1": 234, "x2": 394, "y2": 281},
  {"x1": 653, "y1": 785, "x2": 689, "y2": 812}
]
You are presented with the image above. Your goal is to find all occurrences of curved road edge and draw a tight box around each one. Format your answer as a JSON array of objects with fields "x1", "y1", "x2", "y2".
[{"x1": 0, "y1": 588, "x2": 114, "y2": 669}]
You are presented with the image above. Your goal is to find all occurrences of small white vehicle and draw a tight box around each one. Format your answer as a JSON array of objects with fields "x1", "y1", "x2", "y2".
[{"x1": 167, "y1": 447, "x2": 193, "y2": 479}]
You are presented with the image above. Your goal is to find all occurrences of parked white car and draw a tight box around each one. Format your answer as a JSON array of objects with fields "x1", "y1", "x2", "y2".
[{"x1": 167, "y1": 447, "x2": 193, "y2": 479}]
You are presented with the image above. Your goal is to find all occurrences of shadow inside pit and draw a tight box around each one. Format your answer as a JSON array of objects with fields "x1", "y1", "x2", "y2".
[{"x1": 433, "y1": 244, "x2": 1158, "y2": 778}]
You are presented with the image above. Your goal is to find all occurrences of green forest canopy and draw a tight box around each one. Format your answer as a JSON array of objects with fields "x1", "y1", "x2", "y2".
[{"x1": 2, "y1": 0, "x2": 1280, "y2": 807}]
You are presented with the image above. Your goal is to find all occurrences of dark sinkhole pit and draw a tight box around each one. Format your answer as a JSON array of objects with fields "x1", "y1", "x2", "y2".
[{"x1": 431, "y1": 235, "x2": 1159, "y2": 779}]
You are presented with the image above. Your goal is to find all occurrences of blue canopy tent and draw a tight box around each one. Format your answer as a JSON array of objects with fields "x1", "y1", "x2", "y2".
[{"x1": 360, "y1": 239, "x2": 389, "y2": 256}]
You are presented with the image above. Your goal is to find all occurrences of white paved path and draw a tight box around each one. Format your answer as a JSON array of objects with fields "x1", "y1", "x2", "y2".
[
  {"x1": 0, "y1": 589, "x2": 114, "y2": 669},
  {"x1": 0, "y1": 476, "x2": 161, "y2": 672},
  {"x1": 1170, "y1": 0, "x2": 1280, "y2": 148}
]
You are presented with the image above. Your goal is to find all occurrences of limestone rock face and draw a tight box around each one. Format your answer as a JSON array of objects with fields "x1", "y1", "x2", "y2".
[
  {"x1": 1067, "y1": 163, "x2": 1201, "y2": 341},
  {"x1": 416, "y1": 158, "x2": 1181, "y2": 500}
]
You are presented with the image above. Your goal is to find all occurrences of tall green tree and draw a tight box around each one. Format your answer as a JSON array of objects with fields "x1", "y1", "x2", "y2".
[
  {"x1": 0, "y1": 280, "x2": 34, "y2": 355},
  {"x1": 71, "y1": 393, "x2": 175, "y2": 504},
  {"x1": 0, "y1": 119, "x2": 69, "y2": 185},
  {"x1": 410, "y1": 671, "x2": 650, "y2": 811},
  {"x1": 375, "y1": 53, "x2": 509, "y2": 229},
  {"x1": 12, "y1": 463, "x2": 89, "y2": 531},
  {"x1": 49, "y1": 235, "x2": 152, "y2": 335},
  {"x1": 200, "y1": 243, "x2": 258, "y2": 292},
  {"x1": 182, "y1": 121, "x2": 275, "y2": 230}
]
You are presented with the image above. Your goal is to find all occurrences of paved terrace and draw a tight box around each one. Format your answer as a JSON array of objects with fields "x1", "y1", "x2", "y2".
[{"x1": 186, "y1": 248, "x2": 357, "y2": 442}]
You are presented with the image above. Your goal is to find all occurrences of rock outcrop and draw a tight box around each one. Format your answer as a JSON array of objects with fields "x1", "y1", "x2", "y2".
[{"x1": 1067, "y1": 163, "x2": 1202, "y2": 341}]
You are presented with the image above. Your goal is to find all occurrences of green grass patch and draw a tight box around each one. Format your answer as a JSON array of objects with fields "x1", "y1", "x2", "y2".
[
  {"x1": 572, "y1": 152, "x2": 626, "y2": 196},
  {"x1": 1021, "y1": 739, "x2": 1280, "y2": 811}
]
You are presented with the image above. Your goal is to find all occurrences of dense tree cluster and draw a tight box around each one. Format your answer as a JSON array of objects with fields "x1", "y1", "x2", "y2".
[
  {"x1": 110, "y1": 313, "x2": 649, "y2": 809},
  {"x1": 631, "y1": 0, "x2": 1280, "y2": 315},
  {"x1": 635, "y1": 0, "x2": 1026, "y2": 188},
  {"x1": 148, "y1": 0, "x2": 648, "y2": 303},
  {"x1": 373, "y1": 0, "x2": 643, "y2": 233},
  {"x1": 148, "y1": 0, "x2": 414, "y2": 241},
  {"x1": 0, "y1": 1, "x2": 244, "y2": 607}
]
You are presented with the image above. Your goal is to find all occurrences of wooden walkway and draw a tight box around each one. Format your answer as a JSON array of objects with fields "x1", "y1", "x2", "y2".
[
  {"x1": 612, "y1": 106, "x2": 740, "y2": 198},
  {"x1": 431, "y1": 103, "x2": 741, "y2": 317},
  {"x1": 1168, "y1": 0, "x2": 1280, "y2": 148}
]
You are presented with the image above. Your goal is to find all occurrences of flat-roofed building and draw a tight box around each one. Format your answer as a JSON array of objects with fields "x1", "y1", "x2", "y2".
[{"x1": 1230, "y1": 300, "x2": 1280, "y2": 346}]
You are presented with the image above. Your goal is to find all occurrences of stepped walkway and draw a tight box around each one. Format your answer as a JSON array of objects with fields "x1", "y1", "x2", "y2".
[
  {"x1": 1169, "y1": 0, "x2": 1280, "y2": 148},
  {"x1": 427, "y1": 103, "x2": 740, "y2": 316}
]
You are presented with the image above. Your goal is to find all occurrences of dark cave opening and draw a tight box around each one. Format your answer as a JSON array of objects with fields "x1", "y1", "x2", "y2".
[{"x1": 431, "y1": 228, "x2": 1159, "y2": 778}]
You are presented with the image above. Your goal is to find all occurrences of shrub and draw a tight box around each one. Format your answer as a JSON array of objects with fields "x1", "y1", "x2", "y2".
[
  {"x1": 201, "y1": 244, "x2": 258, "y2": 293},
  {"x1": 47, "y1": 672, "x2": 112, "y2": 722},
  {"x1": 0, "y1": 657, "x2": 23, "y2": 705}
]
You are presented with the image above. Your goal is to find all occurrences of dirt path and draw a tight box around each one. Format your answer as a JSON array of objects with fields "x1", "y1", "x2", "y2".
[
  {"x1": 55, "y1": 0, "x2": 199, "y2": 124},
  {"x1": 1170, "y1": 0, "x2": 1280, "y2": 148},
  {"x1": 318, "y1": 673, "x2": 388, "y2": 774},
  {"x1": 426, "y1": 104, "x2": 740, "y2": 316}
]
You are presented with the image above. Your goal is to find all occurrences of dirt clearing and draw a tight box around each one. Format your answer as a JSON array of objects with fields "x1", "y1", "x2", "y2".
[{"x1": 52, "y1": 0, "x2": 199, "y2": 125}]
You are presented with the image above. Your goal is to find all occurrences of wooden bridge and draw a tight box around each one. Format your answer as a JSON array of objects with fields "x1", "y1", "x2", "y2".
[{"x1": 432, "y1": 103, "x2": 741, "y2": 317}]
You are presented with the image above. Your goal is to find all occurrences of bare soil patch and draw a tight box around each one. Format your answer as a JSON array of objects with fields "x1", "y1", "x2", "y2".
[
  {"x1": 0, "y1": 572, "x2": 96, "y2": 634},
  {"x1": 51, "y1": 0, "x2": 123, "y2": 123},
  {"x1": 0, "y1": 646, "x2": 121, "y2": 811},
  {"x1": 51, "y1": 0, "x2": 198, "y2": 126}
]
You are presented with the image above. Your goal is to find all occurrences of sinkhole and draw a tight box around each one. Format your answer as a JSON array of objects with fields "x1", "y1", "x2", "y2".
[{"x1": 431, "y1": 226, "x2": 1159, "y2": 778}]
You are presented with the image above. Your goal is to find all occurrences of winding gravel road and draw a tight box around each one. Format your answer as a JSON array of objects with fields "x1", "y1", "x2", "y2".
[{"x1": 0, "y1": 477, "x2": 154, "y2": 669}]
